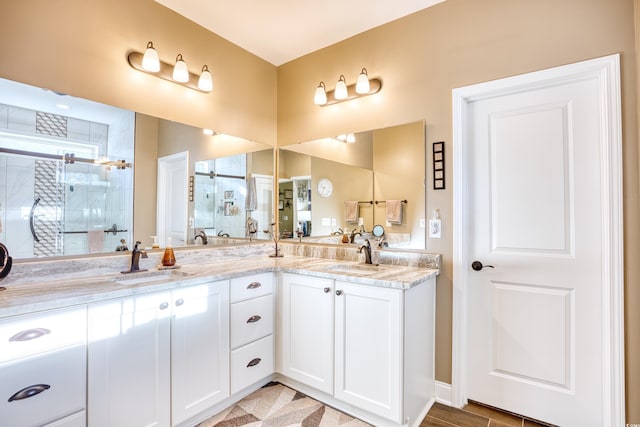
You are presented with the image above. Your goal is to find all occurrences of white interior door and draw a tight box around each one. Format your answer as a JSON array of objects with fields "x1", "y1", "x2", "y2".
[
  {"x1": 157, "y1": 152, "x2": 188, "y2": 247},
  {"x1": 453, "y1": 55, "x2": 624, "y2": 426}
]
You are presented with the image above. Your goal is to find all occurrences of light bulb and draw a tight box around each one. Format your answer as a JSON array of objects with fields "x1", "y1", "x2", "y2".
[
  {"x1": 198, "y1": 65, "x2": 213, "y2": 91},
  {"x1": 355, "y1": 68, "x2": 370, "y2": 94},
  {"x1": 173, "y1": 54, "x2": 189, "y2": 83},
  {"x1": 314, "y1": 81, "x2": 327, "y2": 105},
  {"x1": 346, "y1": 133, "x2": 356, "y2": 143},
  {"x1": 142, "y1": 41, "x2": 160, "y2": 72},
  {"x1": 334, "y1": 75, "x2": 348, "y2": 100}
]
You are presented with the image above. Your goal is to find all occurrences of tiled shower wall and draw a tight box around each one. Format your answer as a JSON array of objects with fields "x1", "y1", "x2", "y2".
[{"x1": 0, "y1": 103, "x2": 134, "y2": 258}]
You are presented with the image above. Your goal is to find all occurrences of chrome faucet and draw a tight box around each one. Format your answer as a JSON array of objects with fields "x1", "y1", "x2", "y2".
[
  {"x1": 194, "y1": 230, "x2": 208, "y2": 245},
  {"x1": 123, "y1": 241, "x2": 148, "y2": 273},
  {"x1": 217, "y1": 230, "x2": 230, "y2": 237},
  {"x1": 359, "y1": 239, "x2": 373, "y2": 264},
  {"x1": 349, "y1": 229, "x2": 362, "y2": 243}
]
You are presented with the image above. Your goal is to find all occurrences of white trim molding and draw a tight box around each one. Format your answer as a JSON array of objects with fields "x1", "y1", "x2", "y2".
[
  {"x1": 435, "y1": 381, "x2": 453, "y2": 406},
  {"x1": 451, "y1": 54, "x2": 625, "y2": 426}
]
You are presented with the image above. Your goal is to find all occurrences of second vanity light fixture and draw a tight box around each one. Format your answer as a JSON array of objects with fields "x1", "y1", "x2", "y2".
[
  {"x1": 314, "y1": 68, "x2": 382, "y2": 106},
  {"x1": 128, "y1": 42, "x2": 213, "y2": 93}
]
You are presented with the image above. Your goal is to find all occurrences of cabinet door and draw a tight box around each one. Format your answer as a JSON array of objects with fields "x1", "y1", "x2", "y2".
[
  {"x1": 88, "y1": 291, "x2": 171, "y2": 427},
  {"x1": 334, "y1": 281, "x2": 402, "y2": 422},
  {"x1": 280, "y1": 273, "x2": 334, "y2": 394},
  {"x1": 171, "y1": 280, "x2": 230, "y2": 426}
]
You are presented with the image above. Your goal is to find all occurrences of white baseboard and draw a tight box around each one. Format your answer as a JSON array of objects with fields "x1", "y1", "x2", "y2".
[{"x1": 435, "y1": 381, "x2": 453, "y2": 406}]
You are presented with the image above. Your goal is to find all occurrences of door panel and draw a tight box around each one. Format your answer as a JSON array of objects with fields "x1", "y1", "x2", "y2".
[{"x1": 457, "y1": 57, "x2": 623, "y2": 427}]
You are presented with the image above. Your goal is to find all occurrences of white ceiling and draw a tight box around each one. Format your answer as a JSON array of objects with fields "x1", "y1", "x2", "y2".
[{"x1": 153, "y1": 0, "x2": 447, "y2": 66}]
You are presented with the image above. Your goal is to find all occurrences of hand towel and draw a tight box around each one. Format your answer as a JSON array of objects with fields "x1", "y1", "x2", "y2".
[
  {"x1": 245, "y1": 176, "x2": 257, "y2": 211},
  {"x1": 246, "y1": 217, "x2": 258, "y2": 237},
  {"x1": 344, "y1": 201, "x2": 359, "y2": 223},
  {"x1": 386, "y1": 200, "x2": 403, "y2": 224},
  {"x1": 87, "y1": 230, "x2": 104, "y2": 253}
]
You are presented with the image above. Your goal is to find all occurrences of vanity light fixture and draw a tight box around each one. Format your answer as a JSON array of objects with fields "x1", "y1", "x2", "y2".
[
  {"x1": 141, "y1": 42, "x2": 160, "y2": 72},
  {"x1": 198, "y1": 65, "x2": 213, "y2": 92},
  {"x1": 336, "y1": 133, "x2": 356, "y2": 143},
  {"x1": 314, "y1": 82, "x2": 328, "y2": 105},
  {"x1": 127, "y1": 41, "x2": 213, "y2": 93},
  {"x1": 313, "y1": 68, "x2": 382, "y2": 106},
  {"x1": 172, "y1": 54, "x2": 189, "y2": 83},
  {"x1": 202, "y1": 128, "x2": 215, "y2": 136},
  {"x1": 334, "y1": 75, "x2": 348, "y2": 100},
  {"x1": 355, "y1": 68, "x2": 370, "y2": 94}
]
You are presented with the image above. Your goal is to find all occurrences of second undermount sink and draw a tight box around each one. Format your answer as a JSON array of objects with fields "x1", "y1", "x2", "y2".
[
  {"x1": 322, "y1": 263, "x2": 390, "y2": 275},
  {"x1": 114, "y1": 269, "x2": 192, "y2": 286}
]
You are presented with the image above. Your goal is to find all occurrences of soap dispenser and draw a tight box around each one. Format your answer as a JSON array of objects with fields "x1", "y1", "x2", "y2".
[{"x1": 161, "y1": 237, "x2": 176, "y2": 267}]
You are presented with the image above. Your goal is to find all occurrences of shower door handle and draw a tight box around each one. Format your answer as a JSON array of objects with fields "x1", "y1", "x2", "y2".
[{"x1": 29, "y1": 197, "x2": 41, "y2": 243}]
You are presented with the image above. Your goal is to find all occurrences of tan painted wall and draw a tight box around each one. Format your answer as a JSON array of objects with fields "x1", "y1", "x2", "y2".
[
  {"x1": 277, "y1": 0, "x2": 639, "y2": 420},
  {"x1": 0, "y1": 0, "x2": 277, "y2": 146}
]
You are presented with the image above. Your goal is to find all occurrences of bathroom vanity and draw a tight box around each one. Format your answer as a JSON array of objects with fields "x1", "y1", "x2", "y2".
[{"x1": 0, "y1": 244, "x2": 438, "y2": 427}]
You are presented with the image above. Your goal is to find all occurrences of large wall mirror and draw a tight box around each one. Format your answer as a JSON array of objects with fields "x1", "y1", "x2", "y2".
[
  {"x1": 279, "y1": 120, "x2": 426, "y2": 249},
  {"x1": 0, "y1": 75, "x2": 426, "y2": 260}
]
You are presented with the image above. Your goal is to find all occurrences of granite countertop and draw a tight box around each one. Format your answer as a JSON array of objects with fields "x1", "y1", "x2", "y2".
[{"x1": 0, "y1": 255, "x2": 438, "y2": 318}]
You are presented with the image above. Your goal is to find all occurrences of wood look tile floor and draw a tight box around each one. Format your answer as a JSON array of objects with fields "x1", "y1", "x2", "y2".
[{"x1": 421, "y1": 402, "x2": 556, "y2": 427}]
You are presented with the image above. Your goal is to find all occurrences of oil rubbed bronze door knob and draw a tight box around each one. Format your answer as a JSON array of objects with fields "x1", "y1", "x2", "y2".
[{"x1": 471, "y1": 261, "x2": 494, "y2": 271}]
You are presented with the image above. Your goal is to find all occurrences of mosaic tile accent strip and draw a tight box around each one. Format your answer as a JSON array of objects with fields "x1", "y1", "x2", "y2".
[
  {"x1": 33, "y1": 159, "x2": 63, "y2": 257},
  {"x1": 36, "y1": 111, "x2": 67, "y2": 138}
]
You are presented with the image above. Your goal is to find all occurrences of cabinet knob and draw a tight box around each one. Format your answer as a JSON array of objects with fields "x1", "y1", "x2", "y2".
[
  {"x1": 324, "y1": 287, "x2": 330, "y2": 293},
  {"x1": 9, "y1": 328, "x2": 51, "y2": 342},
  {"x1": 8, "y1": 384, "x2": 51, "y2": 402},
  {"x1": 247, "y1": 315, "x2": 262, "y2": 323},
  {"x1": 247, "y1": 357, "x2": 262, "y2": 367},
  {"x1": 336, "y1": 290, "x2": 343, "y2": 296},
  {"x1": 247, "y1": 282, "x2": 262, "y2": 289},
  {"x1": 175, "y1": 298, "x2": 184, "y2": 307},
  {"x1": 159, "y1": 302, "x2": 169, "y2": 310}
]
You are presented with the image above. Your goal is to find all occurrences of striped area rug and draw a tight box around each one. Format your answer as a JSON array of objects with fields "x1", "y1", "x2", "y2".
[{"x1": 198, "y1": 382, "x2": 372, "y2": 426}]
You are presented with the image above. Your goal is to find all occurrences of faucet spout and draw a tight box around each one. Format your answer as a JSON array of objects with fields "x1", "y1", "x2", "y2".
[
  {"x1": 194, "y1": 230, "x2": 208, "y2": 245},
  {"x1": 359, "y1": 239, "x2": 373, "y2": 264},
  {"x1": 349, "y1": 229, "x2": 362, "y2": 244},
  {"x1": 123, "y1": 241, "x2": 148, "y2": 273}
]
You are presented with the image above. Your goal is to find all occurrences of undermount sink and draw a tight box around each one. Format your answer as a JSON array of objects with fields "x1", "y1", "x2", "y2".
[
  {"x1": 323, "y1": 263, "x2": 389, "y2": 274},
  {"x1": 114, "y1": 269, "x2": 192, "y2": 285}
]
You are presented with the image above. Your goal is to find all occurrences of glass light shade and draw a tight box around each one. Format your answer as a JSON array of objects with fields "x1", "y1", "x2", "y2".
[
  {"x1": 198, "y1": 65, "x2": 213, "y2": 92},
  {"x1": 334, "y1": 75, "x2": 348, "y2": 100},
  {"x1": 355, "y1": 68, "x2": 370, "y2": 94},
  {"x1": 173, "y1": 54, "x2": 189, "y2": 83},
  {"x1": 314, "y1": 82, "x2": 327, "y2": 105},
  {"x1": 337, "y1": 134, "x2": 347, "y2": 141},
  {"x1": 346, "y1": 133, "x2": 356, "y2": 143},
  {"x1": 142, "y1": 41, "x2": 160, "y2": 72}
]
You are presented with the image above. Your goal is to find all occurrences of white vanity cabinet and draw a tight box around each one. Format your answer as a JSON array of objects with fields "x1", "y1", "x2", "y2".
[
  {"x1": 229, "y1": 272, "x2": 275, "y2": 394},
  {"x1": 0, "y1": 306, "x2": 87, "y2": 427},
  {"x1": 87, "y1": 279, "x2": 230, "y2": 427},
  {"x1": 279, "y1": 273, "x2": 435, "y2": 426},
  {"x1": 279, "y1": 274, "x2": 334, "y2": 393}
]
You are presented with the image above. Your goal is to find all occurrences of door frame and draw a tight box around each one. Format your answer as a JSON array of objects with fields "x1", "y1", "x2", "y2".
[
  {"x1": 157, "y1": 151, "x2": 189, "y2": 246},
  {"x1": 451, "y1": 54, "x2": 624, "y2": 425}
]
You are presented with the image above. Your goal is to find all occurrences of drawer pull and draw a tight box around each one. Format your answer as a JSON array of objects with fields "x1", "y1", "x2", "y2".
[
  {"x1": 246, "y1": 357, "x2": 262, "y2": 368},
  {"x1": 8, "y1": 384, "x2": 51, "y2": 402},
  {"x1": 175, "y1": 298, "x2": 184, "y2": 307},
  {"x1": 9, "y1": 328, "x2": 51, "y2": 342},
  {"x1": 323, "y1": 287, "x2": 330, "y2": 293},
  {"x1": 246, "y1": 315, "x2": 262, "y2": 323},
  {"x1": 247, "y1": 282, "x2": 262, "y2": 289},
  {"x1": 336, "y1": 290, "x2": 343, "y2": 296},
  {"x1": 159, "y1": 302, "x2": 169, "y2": 310}
]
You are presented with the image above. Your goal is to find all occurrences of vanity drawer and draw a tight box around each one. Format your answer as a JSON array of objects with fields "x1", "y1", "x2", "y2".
[
  {"x1": 230, "y1": 334, "x2": 274, "y2": 394},
  {"x1": 230, "y1": 272, "x2": 273, "y2": 303},
  {"x1": 1, "y1": 343, "x2": 86, "y2": 427},
  {"x1": 0, "y1": 306, "x2": 87, "y2": 363},
  {"x1": 231, "y1": 294, "x2": 273, "y2": 349}
]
